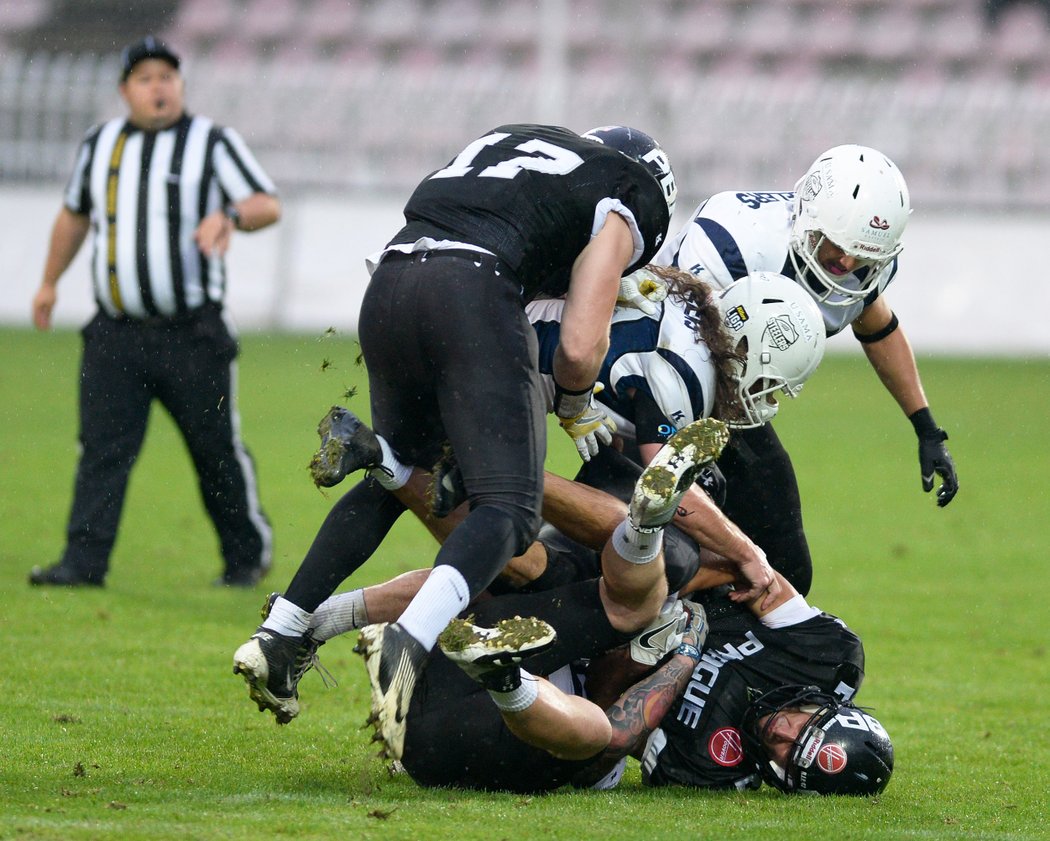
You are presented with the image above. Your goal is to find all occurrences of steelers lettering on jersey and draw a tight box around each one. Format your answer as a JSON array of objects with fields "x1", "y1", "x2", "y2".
[{"x1": 735, "y1": 191, "x2": 795, "y2": 210}]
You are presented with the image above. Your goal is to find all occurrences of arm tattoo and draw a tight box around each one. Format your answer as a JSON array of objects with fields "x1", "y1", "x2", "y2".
[{"x1": 603, "y1": 654, "x2": 696, "y2": 759}]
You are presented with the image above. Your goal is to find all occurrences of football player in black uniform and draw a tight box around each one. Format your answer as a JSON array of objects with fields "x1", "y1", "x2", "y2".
[
  {"x1": 410, "y1": 561, "x2": 891, "y2": 796},
  {"x1": 233, "y1": 125, "x2": 779, "y2": 759},
  {"x1": 244, "y1": 423, "x2": 890, "y2": 796}
]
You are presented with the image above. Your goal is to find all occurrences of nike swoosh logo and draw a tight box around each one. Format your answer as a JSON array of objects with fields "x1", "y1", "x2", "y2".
[{"x1": 638, "y1": 617, "x2": 679, "y2": 651}]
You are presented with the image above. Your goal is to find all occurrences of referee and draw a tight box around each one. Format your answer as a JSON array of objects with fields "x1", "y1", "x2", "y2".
[{"x1": 29, "y1": 37, "x2": 280, "y2": 588}]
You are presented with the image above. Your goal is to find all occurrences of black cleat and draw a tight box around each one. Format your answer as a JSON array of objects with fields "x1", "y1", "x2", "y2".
[
  {"x1": 232, "y1": 613, "x2": 326, "y2": 724},
  {"x1": 308, "y1": 406, "x2": 384, "y2": 488},
  {"x1": 354, "y1": 622, "x2": 428, "y2": 760}
]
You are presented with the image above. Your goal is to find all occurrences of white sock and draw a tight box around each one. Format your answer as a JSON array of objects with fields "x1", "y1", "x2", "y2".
[
  {"x1": 367, "y1": 434, "x2": 413, "y2": 491},
  {"x1": 260, "y1": 597, "x2": 312, "y2": 636},
  {"x1": 489, "y1": 670, "x2": 539, "y2": 713},
  {"x1": 612, "y1": 520, "x2": 662, "y2": 564},
  {"x1": 310, "y1": 589, "x2": 368, "y2": 641},
  {"x1": 397, "y1": 565, "x2": 471, "y2": 651}
]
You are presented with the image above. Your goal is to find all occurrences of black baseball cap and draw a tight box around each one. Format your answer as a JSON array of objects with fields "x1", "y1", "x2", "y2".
[{"x1": 120, "y1": 36, "x2": 181, "y2": 81}]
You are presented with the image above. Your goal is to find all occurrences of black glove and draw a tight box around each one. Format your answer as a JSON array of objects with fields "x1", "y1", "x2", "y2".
[{"x1": 910, "y1": 408, "x2": 959, "y2": 507}]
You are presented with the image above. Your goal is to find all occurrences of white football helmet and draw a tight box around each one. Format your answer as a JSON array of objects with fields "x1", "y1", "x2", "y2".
[
  {"x1": 789, "y1": 145, "x2": 910, "y2": 306},
  {"x1": 718, "y1": 272, "x2": 827, "y2": 428}
]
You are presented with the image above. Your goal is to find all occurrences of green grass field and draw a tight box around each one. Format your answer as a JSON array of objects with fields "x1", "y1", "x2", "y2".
[{"x1": 1, "y1": 326, "x2": 1047, "y2": 840}]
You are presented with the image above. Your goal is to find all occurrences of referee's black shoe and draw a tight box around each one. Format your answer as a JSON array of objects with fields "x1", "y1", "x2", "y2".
[
  {"x1": 309, "y1": 406, "x2": 383, "y2": 488},
  {"x1": 213, "y1": 564, "x2": 268, "y2": 588},
  {"x1": 28, "y1": 563, "x2": 104, "y2": 587}
]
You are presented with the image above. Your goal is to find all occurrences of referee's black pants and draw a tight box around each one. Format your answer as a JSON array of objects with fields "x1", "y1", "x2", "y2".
[{"x1": 59, "y1": 307, "x2": 271, "y2": 582}]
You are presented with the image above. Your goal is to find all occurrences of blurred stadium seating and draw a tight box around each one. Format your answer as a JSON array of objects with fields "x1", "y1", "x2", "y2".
[{"x1": 2, "y1": 0, "x2": 1049, "y2": 209}]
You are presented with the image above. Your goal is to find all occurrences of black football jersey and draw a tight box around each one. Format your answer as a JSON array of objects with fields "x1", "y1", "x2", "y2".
[
  {"x1": 642, "y1": 601, "x2": 865, "y2": 790},
  {"x1": 388, "y1": 124, "x2": 671, "y2": 301}
]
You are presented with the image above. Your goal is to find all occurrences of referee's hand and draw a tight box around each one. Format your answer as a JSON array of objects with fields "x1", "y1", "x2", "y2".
[
  {"x1": 194, "y1": 210, "x2": 233, "y2": 258},
  {"x1": 32, "y1": 284, "x2": 57, "y2": 330}
]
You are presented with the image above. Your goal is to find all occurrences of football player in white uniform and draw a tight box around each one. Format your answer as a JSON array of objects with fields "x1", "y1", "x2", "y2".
[
  {"x1": 529, "y1": 266, "x2": 826, "y2": 592},
  {"x1": 653, "y1": 145, "x2": 959, "y2": 594}
]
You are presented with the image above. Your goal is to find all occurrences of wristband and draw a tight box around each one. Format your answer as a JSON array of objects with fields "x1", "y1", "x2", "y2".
[
  {"x1": 908, "y1": 407, "x2": 939, "y2": 437},
  {"x1": 224, "y1": 204, "x2": 242, "y2": 229},
  {"x1": 676, "y1": 642, "x2": 701, "y2": 662},
  {"x1": 553, "y1": 381, "x2": 594, "y2": 419}
]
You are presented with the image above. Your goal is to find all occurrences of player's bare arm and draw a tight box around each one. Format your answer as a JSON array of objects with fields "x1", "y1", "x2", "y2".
[
  {"x1": 853, "y1": 297, "x2": 958, "y2": 505},
  {"x1": 553, "y1": 211, "x2": 635, "y2": 391},
  {"x1": 852, "y1": 297, "x2": 929, "y2": 416}
]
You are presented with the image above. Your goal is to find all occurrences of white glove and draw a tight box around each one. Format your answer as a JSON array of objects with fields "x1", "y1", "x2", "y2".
[
  {"x1": 555, "y1": 383, "x2": 616, "y2": 462},
  {"x1": 630, "y1": 598, "x2": 688, "y2": 666},
  {"x1": 617, "y1": 268, "x2": 668, "y2": 316},
  {"x1": 679, "y1": 598, "x2": 709, "y2": 652}
]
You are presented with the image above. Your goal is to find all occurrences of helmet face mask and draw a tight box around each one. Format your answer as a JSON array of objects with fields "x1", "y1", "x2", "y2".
[
  {"x1": 789, "y1": 144, "x2": 910, "y2": 307},
  {"x1": 582, "y1": 125, "x2": 677, "y2": 218},
  {"x1": 717, "y1": 272, "x2": 827, "y2": 429},
  {"x1": 742, "y1": 685, "x2": 894, "y2": 796}
]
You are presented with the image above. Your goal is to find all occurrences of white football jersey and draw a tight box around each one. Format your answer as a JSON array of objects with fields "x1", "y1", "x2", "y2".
[
  {"x1": 654, "y1": 190, "x2": 899, "y2": 337},
  {"x1": 527, "y1": 296, "x2": 718, "y2": 443}
]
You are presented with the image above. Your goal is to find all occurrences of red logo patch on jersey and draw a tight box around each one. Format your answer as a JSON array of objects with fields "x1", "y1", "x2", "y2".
[
  {"x1": 817, "y1": 743, "x2": 848, "y2": 774},
  {"x1": 708, "y1": 728, "x2": 744, "y2": 767}
]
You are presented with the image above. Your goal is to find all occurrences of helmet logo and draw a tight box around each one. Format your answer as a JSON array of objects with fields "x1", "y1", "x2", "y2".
[
  {"x1": 799, "y1": 172, "x2": 822, "y2": 202},
  {"x1": 708, "y1": 728, "x2": 744, "y2": 767},
  {"x1": 869, "y1": 216, "x2": 891, "y2": 230},
  {"x1": 764, "y1": 315, "x2": 799, "y2": 351},
  {"x1": 816, "y1": 744, "x2": 848, "y2": 774},
  {"x1": 724, "y1": 305, "x2": 749, "y2": 331}
]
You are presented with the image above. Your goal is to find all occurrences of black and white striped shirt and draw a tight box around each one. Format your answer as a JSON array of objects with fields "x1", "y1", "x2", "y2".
[{"x1": 63, "y1": 113, "x2": 277, "y2": 320}]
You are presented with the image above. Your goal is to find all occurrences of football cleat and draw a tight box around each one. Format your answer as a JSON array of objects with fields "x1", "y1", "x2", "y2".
[
  {"x1": 438, "y1": 616, "x2": 557, "y2": 692},
  {"x1": 308, "y1": 406, "x2": 383, "y2": 488},
  {"x1": 355, "y1": 622, "x2": 428, "y2": 761},
  {"x1": 232, "y1": 601, "x2": 328, "y2": 725},
  {"x1": 630, "y1": 418, "x2": 729, "y2": 531}
]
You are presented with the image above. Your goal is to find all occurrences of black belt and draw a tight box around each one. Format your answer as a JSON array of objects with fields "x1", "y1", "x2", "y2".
[
  {"x1": 107, "y1": 302, "x2": 218, "y2": 328},
  {"x1": 381, "y1": 248, "x2": 506, "y2": 274}
]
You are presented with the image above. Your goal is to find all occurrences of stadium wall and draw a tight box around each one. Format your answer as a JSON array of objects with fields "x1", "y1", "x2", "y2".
[{"x1": 2, "y1": 185, "x2": 1047, "y2": 356}]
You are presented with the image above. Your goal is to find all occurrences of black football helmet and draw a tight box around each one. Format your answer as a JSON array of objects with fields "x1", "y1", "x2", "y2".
[
  {"x1": 581, "y1": 125, "x2": 677, "y2": 217},
  {"x1": 741, "y1": 685, "x2": 894, "y2": 796}
]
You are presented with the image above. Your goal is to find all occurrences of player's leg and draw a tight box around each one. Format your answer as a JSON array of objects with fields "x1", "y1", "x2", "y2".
[
  {"x1": 31, "y1": 317, "x2": 151, "y2": 586},
  {"x1": 357, "y1": 257, "x2": 546, "y2": 759},
  {"x1": 231, "y1": 255, "x2": 436, "y2": 723},
  {"x1": 231, "y1": 476, "x2": 409, "y2": 724},
  {"x1": 602, "y1": 417, "x2": 730, "y2": 632},
  {"x1": 718, "y1": 423, "x2": 813, "y2": 595}
]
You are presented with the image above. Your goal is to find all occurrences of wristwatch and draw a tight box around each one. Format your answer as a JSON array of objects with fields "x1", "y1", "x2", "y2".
[{"x1": 224, "y1": 204, "x2": 242, "y2": 229}]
